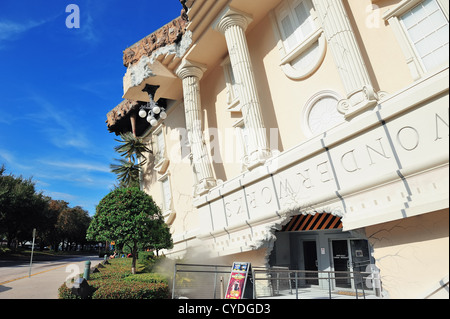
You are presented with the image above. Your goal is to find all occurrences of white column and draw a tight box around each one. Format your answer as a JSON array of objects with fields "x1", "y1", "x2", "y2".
[
  {"x1": 312, "y1": 0, "x2": 379, "y2": 119},
  {"x1": 176, "y1": 60, "x2": 216, "y2": 196},
  {"x1": 215, "y1": 8, "x2": 271, "y2": 169}
]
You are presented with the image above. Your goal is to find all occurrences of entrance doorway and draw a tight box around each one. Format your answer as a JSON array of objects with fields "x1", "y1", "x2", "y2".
[
  {"x1": 303, "y1": 241, "x2": 318, "y2": 285},
  {"x1": 331, "y1": 239, "x2": 371, "y2": 290}
]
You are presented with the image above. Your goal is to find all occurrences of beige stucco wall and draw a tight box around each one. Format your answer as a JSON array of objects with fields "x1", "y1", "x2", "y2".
[
  {"x1": 136, "y1": 1, "x2": 449, "y2": 293},
  {"x1": 366, "y1": 209, "x2": 449, "y2": 299},
  {"x1": 141, "y1": 101, "x2": 199, "y2": 253},
  {"x1": 198, "y1": 0, "x2": 423, "y2": 179}
]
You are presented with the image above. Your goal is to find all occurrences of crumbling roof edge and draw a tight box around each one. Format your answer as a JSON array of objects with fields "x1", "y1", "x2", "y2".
[{"x1": 123, "y1": 16, "x2": 188, "y2": 67}]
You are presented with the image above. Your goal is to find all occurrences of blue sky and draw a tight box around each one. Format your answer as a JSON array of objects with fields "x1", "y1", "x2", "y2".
[{"x1": 0, "y1": 0, "x2": 183, "y2": 215}]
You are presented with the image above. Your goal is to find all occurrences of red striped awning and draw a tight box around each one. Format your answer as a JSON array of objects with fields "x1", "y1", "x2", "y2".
[{"x1": 281, "y1": 213, "x2": 342, "y2": 232}]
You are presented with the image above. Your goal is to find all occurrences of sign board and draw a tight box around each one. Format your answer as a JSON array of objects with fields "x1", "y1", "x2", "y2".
[{"x1": 225, "y1": 262, "x2": 253, "y2": 299}]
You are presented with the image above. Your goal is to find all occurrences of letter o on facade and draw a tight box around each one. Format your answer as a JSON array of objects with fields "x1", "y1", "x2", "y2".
[
  {"x1": 261, "y1": 187, "x2": 273, "y2": 204},
  {"x1": 397, "y1": 126, "x2": 420, "y2": 151}
]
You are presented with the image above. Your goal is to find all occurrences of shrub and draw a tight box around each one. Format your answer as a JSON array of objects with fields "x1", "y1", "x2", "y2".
[
  {"x1": 91, "y1": 281, "x2": 170, "y2": 299},
  {"x1": 58, "y1": 258, "x2": 170, "y2": 299},
  {"x1": 124, "y1": 273, "x2": 168, "y2": 284},
  {"x1": 57, "y1": 283, "x2": 82, "y2": 299},
  {"x1": 138, "y1": 251, "x2": 160, "y2": 272}
]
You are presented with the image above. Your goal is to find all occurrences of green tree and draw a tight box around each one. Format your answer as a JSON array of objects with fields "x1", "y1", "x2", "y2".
[
  {"x1": 57, "y1": 206, "x2": 91, "y2": 251},
  {"x1": 110, "y1": 132, "x2": 150, "y2": 188},
  {"x1": 0, "y1": 167, "x2": 46, "y2": 248},
  {"x1": 36, "y1": 197, "x2": 60, "y2": 251},
  {"x1": 40, "y1": 199, "x2": 68, "y2": 251},
  {"x1": 86, "y1": 187, "x2": 172, "y2": 274}
]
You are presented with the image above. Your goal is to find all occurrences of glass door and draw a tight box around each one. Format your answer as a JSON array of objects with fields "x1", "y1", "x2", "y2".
[
  {"x1": 331, "y1": 239, "x2": 371, "y2": 290},
  {"x1": 331, "y1": 240, "x2": 351, "y2": 289},
  {"x1": 302, "y1": 241, "x2": 318, "y2": 285},
  {"x1": 350, "y1": 239, "x2": 371, "y2": 291}
]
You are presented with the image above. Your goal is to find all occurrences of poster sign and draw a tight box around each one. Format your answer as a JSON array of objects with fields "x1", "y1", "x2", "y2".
[{"x1": 225, "y1": 262, "x2": 252, "y2": 299}]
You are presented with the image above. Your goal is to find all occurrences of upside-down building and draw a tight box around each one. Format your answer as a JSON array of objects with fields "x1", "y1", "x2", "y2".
[{"x1": 106, "y1": 0, "x2": 449, "y2": 298}]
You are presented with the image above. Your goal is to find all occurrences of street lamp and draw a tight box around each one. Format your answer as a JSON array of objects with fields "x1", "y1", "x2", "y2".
[{"x1": 139, "y1": 84, "x2": 167, "y2": 126}]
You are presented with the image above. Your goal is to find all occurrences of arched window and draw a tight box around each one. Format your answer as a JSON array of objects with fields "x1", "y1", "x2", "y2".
[
  {"x1": 272, "y1": 0, "x2": 326, "y2": 79},
  {"x1": 302, "y1": 91, "x2": 345, "y2": 137}
]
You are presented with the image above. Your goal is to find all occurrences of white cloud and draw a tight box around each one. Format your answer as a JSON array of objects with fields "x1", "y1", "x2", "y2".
[
  {"x1": 25, "y1": 95, "x2": 94, "y2": 152},
  {"x1": 40, "y1": 160, "x2": 110, "y2": 174},
  {"x1": 79, "y1": 11, "x2": 99, "y2": 43},
  {"x1": 0, "y1": 19, "x2": 48, "y2": 46},
  {"x1": 42, "y1": 190, "x2": 77, "y2": 202},
  {"x1": 0, "y1": 149, "x2": 33, "y2": 171},
  {"x1": 0, "y1": 149, "x2": 14, "y2": 163}
]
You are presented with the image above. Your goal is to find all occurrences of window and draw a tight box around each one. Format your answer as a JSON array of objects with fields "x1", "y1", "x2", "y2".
[
  {"x1": 302, "y1": 91, "x2": 345, "y2": 137},
  {"x1": 152, "y1": 126, "x2": 170, "y2": 174},
  {"x1": 158, "y1": 173, "x2": 175, "y2": 225},
  {"x1": 160, "y1": 175, "x2": 172, "y2": 212},
  {"x1": 400, "y1": 0, "x2": 449, "y2": 72},
  {"x1": 155, "y1": 129, "x2": 165, "y2": 163},
  {"x1": 383, "y1": 0, "x2": 449, "y2": 79},
  {"x1": 272, "y1": 0, "x2": 326, "y2": 79},
  {"x1": 276, "y1": 0, "x2": 316, "y2": 52},
  {"x1": 221, "y1": 58, "x2": 240, "y2": 112},
  {"x1": 233, "y1": 118, "x2": 250, "y2": 171}
]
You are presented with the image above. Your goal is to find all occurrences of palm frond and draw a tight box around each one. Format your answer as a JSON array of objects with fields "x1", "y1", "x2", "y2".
[
  {"x1": 114, "y1": 132, "x2": 151, "y2": 164},
  {"x1": 110, "y1": 158, "x2": 142, "y2": 188}
]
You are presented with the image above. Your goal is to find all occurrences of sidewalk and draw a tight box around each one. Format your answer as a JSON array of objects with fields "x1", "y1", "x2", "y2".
[{"x1": 0, "y1": 256, "x2": 102, "y2": 299}]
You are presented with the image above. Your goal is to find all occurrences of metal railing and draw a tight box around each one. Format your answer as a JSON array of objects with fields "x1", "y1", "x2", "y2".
[
  {"x1": 172, "y1": 263, "x2": 232, "y2": 299},
  {"x1": 171, "y1": 263, "x2": 381, "y2": 299},
  {"x1": 252, "y1": 268, "x2": 379, "y2": 299}
]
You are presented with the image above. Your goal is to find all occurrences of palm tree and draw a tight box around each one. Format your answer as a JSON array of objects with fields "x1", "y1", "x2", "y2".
[
  {"x1": 110, "y1": 132, "x2": 151, "y2": 188},
  {"x1": 113, "y1": 132, "x2": 150, "y2": 164}
]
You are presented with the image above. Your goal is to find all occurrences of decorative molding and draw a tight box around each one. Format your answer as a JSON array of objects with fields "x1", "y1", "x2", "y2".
[
  {"x1": 176, "y1": 59, "x2": 207, "y2": 80},
  {"x1": 279, "y1": 30, "x2": 327, "y2": 80},
  {"x1": 302, "y1": 90, "x2": 344, "y2": 137},
  {"x1": 213, "y1": 7, "x2": 253, "y2": 34}
]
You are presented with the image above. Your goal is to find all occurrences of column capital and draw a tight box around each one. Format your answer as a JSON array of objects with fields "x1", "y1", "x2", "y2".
[
  {"x1": 176, "y1": 59, "x2": 207, "y2": 80},
  {"x1": 213, "y1": 6, "x2": 253, "y2": 34}
]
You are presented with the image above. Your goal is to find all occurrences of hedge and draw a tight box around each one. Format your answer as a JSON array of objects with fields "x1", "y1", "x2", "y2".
[
  {"x1": 91, "y1": 281, "x2": 169, "y2": 299},
  {"x1": 58, "y1": 258, "x2": 170, "y2": 299},
  {"x1": 124, "y1": 273, "x2": 168, "y2": 284}
]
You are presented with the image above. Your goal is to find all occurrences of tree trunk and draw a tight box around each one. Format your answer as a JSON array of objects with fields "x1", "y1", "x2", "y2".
[{"x1": 131, "y1": 244, "x2": 137, "y2": 274}]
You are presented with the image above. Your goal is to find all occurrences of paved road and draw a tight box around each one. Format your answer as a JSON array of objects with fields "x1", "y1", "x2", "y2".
[{"x1": 0, "y1": 255, "x2": 103, "y2": 299}]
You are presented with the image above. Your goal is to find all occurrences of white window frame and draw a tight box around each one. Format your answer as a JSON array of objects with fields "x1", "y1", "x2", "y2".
[
  {"x1": 152, "y1": 125, "x2": 170, "y2": 174},
  {"x1": 158, "y1": 173, "x2": 172, "y2": 214},
  {"x1": 154, "y1": 126, "x2": 165, "y2": 163},
  {"x1": 233, "y1": 118, "x2": 250, "y2": 171},
  {"x1": 383, "y1": 0, "x2": 449, "y2": 80},
  {"x1": 271, "y1": 0, "x2": 326, "y2": 80},
  {"x1": 221, "y1": 57, "x2": 241, "y2": 112}
]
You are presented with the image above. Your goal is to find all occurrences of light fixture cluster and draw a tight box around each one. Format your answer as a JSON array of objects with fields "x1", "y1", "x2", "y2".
[
  {"x1": 140, "y1": 84, "x2": 167, "y2": 126},
  {"x1": 138, "y1": 99, "x2": 167, "y2": 126}
]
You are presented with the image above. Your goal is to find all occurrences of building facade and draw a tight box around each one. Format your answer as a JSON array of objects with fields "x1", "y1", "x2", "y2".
[{"x1": 106, "y1": 0, "x2": 449, "y2": 299}]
